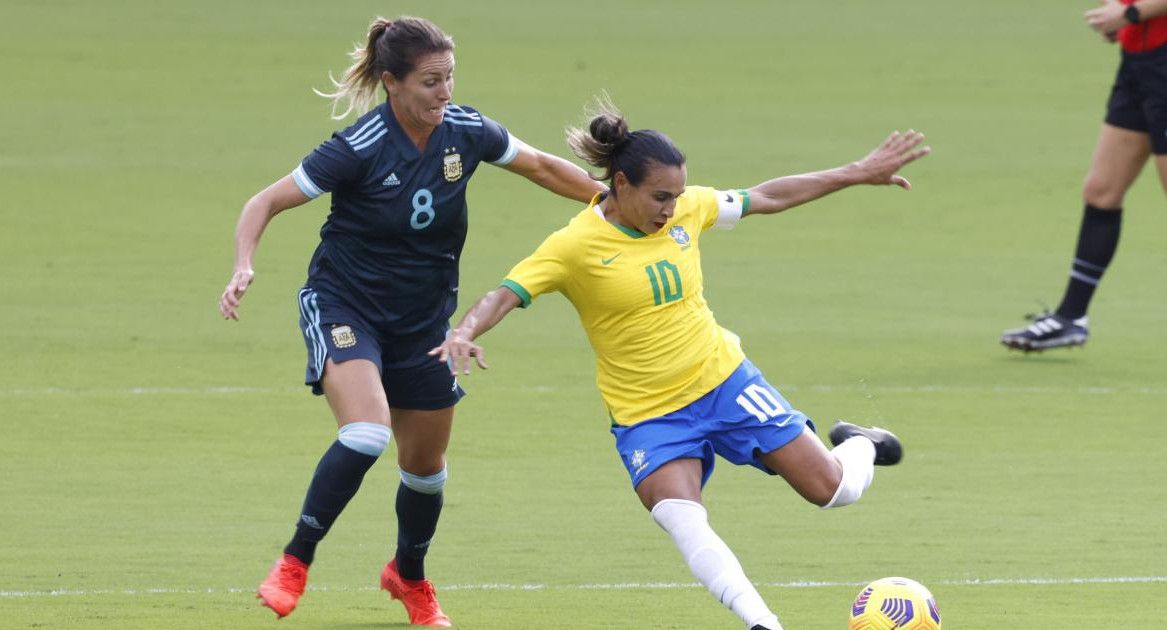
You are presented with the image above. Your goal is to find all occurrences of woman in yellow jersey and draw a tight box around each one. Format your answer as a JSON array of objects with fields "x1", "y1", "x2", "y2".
[{"x1": 431, "y1": 102, "x2": 929, "y2": 630}]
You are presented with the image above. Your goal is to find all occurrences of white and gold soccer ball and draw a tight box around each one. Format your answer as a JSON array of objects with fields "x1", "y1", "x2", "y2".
[{"x1": 848, "y1": 577, "x2": 941, "y2": 630}]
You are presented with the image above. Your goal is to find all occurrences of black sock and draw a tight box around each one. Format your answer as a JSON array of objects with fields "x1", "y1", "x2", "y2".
[
  {"x1": 395, "y1": 483, "x2": 444, "y2": 581},
  {"x1": 1055, "y1": 204, "x2": 1121, "y2": 320},
  {"x1": 283, "y1": 441, "x2": 378, "y2": 565}
]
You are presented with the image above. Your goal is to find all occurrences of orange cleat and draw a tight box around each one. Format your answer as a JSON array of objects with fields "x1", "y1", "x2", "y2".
[
  {"x1": 257, "y1": 553, "x2": 308, "y2": 619},
  {"x1": 380, "y1": 559, "x2": 452, "y2": 627}
]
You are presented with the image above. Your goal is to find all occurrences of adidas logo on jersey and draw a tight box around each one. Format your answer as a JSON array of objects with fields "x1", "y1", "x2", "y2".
[{"x1": 382, "y1": 172, "x2": 401, "y2": 187}]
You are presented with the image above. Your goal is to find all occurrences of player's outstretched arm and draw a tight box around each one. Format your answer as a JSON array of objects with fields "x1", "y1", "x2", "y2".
[
  {"x1": 499, "y1": 138, "x2": 606, "y2": 203},
  {"x1": 744, "y1": 130, "x2": 930, "y2": 216},
  {"x1": 218, "y1": 175, "x2": 311, "y2": 320},
  {"x1": 429, "y1": 287, "x2": 523, "y2": 375}
]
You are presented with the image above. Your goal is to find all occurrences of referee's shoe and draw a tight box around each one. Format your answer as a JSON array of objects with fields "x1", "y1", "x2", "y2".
[{"x1": 1000, "y1": 311, "x2": 1088, "y2": 352}]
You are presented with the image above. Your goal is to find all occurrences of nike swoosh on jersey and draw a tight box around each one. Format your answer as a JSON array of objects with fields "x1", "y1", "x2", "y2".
[
  {"x1": 601, "y1": 253, "x2": 622, "y2": 265},
  {"x1": 724, "y1": 193, "x2": 733, "y2": 203}
]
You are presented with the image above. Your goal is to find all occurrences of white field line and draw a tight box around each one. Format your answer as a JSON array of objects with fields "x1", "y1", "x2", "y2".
[
  {"x1": 3, "y1": 384, "x2": 1167, "y2": 397},
  {"x1": 3, "y1": 576, "x2": 1165, "y2": 598}
]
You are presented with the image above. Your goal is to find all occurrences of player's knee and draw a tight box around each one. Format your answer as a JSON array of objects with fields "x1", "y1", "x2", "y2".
[
  {"x1": 337, "y1": 421, "x2": 391, "y2": 457},
  {"x1": 651, "y1": 498, "x2": 707, "y2": 531},
  {"x1": 400, "y1": 466, "x2": 447, "y2": 494},
  {"x1": 805, "y1": 471, "x2": 843, "y2": 507},
  {"x1": 1082, "y1": 177, "x2": 1126, "y2": 209}
]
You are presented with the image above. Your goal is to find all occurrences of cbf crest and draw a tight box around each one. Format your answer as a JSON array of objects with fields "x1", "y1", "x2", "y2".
[
  {"x1": 668, "y1": 226, "x2": 691, "y2": 250},
  {"x1": 330, "y1": 325, "x2": 357, "y2": 349},
  {"x1": 442, "y1": 146, "x2": 463, "y2": 182},
  {"x1": 630, "y1": 449, "x2": 648, "y2": 474}
]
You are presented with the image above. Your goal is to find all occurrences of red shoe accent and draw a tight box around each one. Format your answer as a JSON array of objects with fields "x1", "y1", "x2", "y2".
[
  {"x1": 257, "y1": 554, "x2": 308, "y2": 619},
  {"x1": 380, "y1": 559, "x2": 452, "y2": 627}
]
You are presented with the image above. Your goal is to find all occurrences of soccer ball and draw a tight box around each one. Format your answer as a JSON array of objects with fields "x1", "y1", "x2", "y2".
[{"x1": 848, "y1": 577, "x2": 941, "y2": 629}]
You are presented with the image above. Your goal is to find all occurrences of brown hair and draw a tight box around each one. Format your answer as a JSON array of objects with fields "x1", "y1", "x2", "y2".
[
  {"x1": 315, "y1": 16, "x2": 455, "y2": 120},
  {"x1": 566, "y1": 96, "x2": 685, "y2": 187}
]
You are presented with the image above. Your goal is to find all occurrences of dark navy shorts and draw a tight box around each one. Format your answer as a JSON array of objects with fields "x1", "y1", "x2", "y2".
[
  {"x1": 297, "y1": 286, "x2": 465, "y2": 410},
  {"x1": 609, "y1": 358, "x2": 813, "y2": 489},
  {"x1": 1105, "y1": 44, "x2": 1167, "y2": 154}
]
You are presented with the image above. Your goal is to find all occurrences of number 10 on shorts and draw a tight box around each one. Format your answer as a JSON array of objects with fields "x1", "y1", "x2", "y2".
[{"x1": 736, "y1": 384, "x2": 788, "y2": 423}]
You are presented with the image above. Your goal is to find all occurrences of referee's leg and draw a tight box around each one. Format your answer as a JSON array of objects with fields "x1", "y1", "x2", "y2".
[{"x1": 1152, "y1": 153, "x2": 1167, "y2": 200}]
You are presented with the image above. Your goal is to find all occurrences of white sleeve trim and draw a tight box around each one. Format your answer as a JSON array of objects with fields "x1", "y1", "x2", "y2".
[
  {"x1": 713, "y1": 189, "x2": 744, "y2": 229},
  {"x1": 291, "y1": 163, "x2": 324, "y2": 199},
  {"x1": 487, "y1": 132, "x2": 521, "y2": 166}
]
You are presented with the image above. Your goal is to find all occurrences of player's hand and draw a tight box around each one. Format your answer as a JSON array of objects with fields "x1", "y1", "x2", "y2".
[
  {"x1": 1086, "y1": 0, "x2": 1127, "y2": 36},
  {"x1": 852, "y1": 130, "x2": 930, "y2": 190},
  {"x1": 429, "y1": 333, "x2": 488, "y2": 375},
  {"x1": 219, "y1": 268, "x2": 254, "y2": 321}
]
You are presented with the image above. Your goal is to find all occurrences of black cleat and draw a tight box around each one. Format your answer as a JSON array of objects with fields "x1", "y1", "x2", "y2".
[
  {"x1": 1000, "y1": 311, "x2": 1088, "y2": 353},
  {"x1": 751, "y1": 626, "x2": 778, "y2": 630},
  {"x1": 828, "y1": 421, "x2": 903, "y2": 465}
]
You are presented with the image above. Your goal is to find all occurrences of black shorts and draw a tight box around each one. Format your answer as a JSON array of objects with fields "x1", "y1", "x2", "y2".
[
  {"x1": 297, "y1": 286, "x2": 465, "y2": 410},
  {"x1": 1105, "y1": 44, "x2": 1167, "y2": 154}
]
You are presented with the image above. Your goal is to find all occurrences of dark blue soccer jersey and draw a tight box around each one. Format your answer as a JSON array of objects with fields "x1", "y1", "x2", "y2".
[{"x1": 291, "y1": 102, "x2": 517, "y2": 334}]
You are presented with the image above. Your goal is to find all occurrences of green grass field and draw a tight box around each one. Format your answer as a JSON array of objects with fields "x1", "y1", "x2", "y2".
[{"x1": 2, "y1": 0, "x2": 1166, "y2": 628}]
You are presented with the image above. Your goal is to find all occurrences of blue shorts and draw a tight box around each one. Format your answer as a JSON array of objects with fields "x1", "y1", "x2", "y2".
[
  {"x1": 610, "y1": 358, "x2": 812, "y2": 489},
  {"x1": 297, "y1": 286, "x2": 465, "y2": 410}
]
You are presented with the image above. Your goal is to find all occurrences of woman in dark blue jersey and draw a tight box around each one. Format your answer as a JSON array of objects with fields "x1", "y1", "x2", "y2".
[{"x1": 217, "y1": 16, "x2": 602, "y2": 625}]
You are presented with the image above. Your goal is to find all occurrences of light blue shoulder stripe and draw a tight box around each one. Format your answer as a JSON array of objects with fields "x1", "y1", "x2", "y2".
[
  {"x1": 345, "y1": 116, "x2": 383, "y2": 142},
  {"x1": 445, "y1": 111, "x2": 482, "y2": 121},
  {"x1": 292, "y1": 164, "x2": 323, "y2": 199},
  {"x1": 346, "y1": 122, "x2": 385, "y2": 148},
  {"x1": 445, "y1": 104, "x2": 481, "y2": 119},
  {"x1": 351, "y1": 127, "x2": 389, "y2": 151},
  {"x1": 445, "y1": 118, "x2": 483, "y2": 127}
]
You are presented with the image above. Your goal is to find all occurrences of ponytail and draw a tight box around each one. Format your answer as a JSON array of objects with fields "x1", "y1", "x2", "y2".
[{"x1": 315, "y1": 16, "x2": 454, "y2": 121}]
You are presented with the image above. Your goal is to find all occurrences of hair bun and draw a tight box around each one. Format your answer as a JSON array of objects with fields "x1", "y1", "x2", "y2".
[{"x1": 589, "y1": 113, "x2": 629, "y2": 147}]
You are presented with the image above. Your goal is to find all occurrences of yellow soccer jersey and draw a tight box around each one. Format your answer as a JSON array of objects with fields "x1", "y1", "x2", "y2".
[{"x1": 502, "y1": 186, "x2": 750, "y2": 426}]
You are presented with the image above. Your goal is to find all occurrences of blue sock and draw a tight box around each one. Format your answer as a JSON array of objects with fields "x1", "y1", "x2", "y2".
[
  {"x1": 284, "y1": 423, "x2": 389, "y2": 565},
  {"x1": 395, "y1": 469, "x2": 446, "y2": 580}
]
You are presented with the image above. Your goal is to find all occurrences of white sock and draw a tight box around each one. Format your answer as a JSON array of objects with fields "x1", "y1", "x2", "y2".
[
  {"x1": 824, "y1": 436, "x2": 876, "y2": 508},
  {"x1": 651, "y1": 499, "x2": 783, "y2": 630}
]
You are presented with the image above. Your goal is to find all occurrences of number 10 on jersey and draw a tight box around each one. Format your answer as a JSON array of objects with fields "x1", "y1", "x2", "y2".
[{"x1": 644, "y1": 260, "x2": 682, "y2": 305}]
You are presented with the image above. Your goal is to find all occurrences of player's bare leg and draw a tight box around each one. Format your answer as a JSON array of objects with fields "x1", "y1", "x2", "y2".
[
  {"x1": 758, "y1": 427, "x2": 844, "y2": 506},
  {"x1": 761, "y1": 423, "x2": 899, "y2": 509}
]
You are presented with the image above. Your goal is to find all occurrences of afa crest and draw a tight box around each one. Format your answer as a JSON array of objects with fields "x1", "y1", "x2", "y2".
[
  {"x1": 330, "y1": 325, "x2": 357, "y2": 349},
  {"x1": 443, "y1": 146, "x2": 463, "y2": 182},
  {"x1": 668, "y1": 225, "x2": 691, "y2": 250}
]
